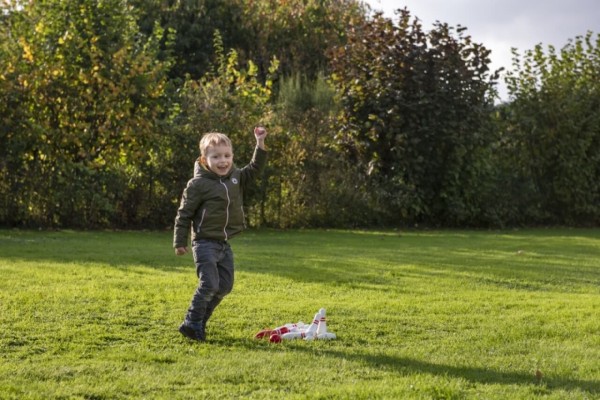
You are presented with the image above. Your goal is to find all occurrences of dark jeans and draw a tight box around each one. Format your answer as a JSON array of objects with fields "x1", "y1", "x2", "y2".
[{"x1": 184, "y1": 239, "x2": 234, "y2": 324}]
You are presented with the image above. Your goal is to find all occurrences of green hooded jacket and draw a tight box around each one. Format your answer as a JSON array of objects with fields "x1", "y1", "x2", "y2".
[{"x1": 173, "y1": 146, "x2": 267, "y2": 248}]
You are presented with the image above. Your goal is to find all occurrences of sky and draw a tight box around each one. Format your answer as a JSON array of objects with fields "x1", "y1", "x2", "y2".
[{"x1": 364, "y1": 0, "x2": 600, "y2": 101}]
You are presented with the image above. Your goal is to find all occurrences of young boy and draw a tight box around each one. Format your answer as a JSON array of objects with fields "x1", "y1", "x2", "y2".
[{"x1": 173, "y1": 127, "x2": 268, "y2": 342}]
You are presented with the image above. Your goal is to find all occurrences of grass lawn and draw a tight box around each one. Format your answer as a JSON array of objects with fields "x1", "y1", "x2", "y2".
[{"x1": 0, "y1": 228, "x2": 598, "y2": 399}]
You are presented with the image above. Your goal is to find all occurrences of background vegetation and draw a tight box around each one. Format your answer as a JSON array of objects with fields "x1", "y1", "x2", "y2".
[
  {"x1": 1, "y1": 0, "x2": 598, "y2": 229},
  {"x1": 1, "y1": 229, "x2": 598, "y2": 399}
]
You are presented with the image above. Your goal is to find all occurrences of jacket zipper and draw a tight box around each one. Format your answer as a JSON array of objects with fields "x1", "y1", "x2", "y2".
[
  {"x1": 241, "y1": 205, "x2": 246, "y2": 229},
  {"x1": 220, "y1": 178, "x2": 230, "y2": 240},
  {"x1": 197, "y1": 209, "x2": 206, "y2": 233}
]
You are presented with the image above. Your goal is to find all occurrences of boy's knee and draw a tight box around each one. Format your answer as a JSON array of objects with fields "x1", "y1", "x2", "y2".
[
  {"x1": 218, "y1": 274, "x2": 234, "y2": 296},
  {"x1": 218, "y1": 285, "x2": 233, "y2": 297},
  {"x1": 204, "y1": 278, "x2": 220, "y2": 294}
]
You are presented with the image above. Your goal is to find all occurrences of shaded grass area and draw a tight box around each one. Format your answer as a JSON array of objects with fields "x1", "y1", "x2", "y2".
[{"x1": 0, "y1": 228, "x2": 598, "y2": 399}]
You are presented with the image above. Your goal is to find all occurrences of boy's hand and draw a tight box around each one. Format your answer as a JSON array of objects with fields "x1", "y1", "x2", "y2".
[
  {"x1": 254, "y1": 126, "x2": 267, "y2": 150},
  {"x1": 175, "y1": 247, "x2": 188, "y2": 256},
  {"x1": 254, "y1": 126, "x2": 267, "y2": 140}
]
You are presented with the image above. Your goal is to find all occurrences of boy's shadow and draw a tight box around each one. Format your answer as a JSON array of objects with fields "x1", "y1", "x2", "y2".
[{"x1": 218, "y1": 337, "x2": 599, "y2": 396}]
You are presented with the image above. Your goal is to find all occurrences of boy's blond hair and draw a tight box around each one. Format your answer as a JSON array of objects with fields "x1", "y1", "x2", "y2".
[{"x1": 199, "y1": 132, "x2": 232, "y2": 157}]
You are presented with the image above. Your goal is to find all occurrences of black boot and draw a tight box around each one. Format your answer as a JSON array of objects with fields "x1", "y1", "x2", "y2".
[{"x1": 179, "y1": 320, "x2": 206, "y2": 342}]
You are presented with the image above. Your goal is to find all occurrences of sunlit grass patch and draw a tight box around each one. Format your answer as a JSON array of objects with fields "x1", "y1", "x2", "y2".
[{"x1": 0, "y1": 228, "x2": 598, "y2": 399}]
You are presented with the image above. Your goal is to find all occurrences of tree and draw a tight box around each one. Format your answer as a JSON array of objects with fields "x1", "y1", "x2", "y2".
[
  {"x1": 329, "y1": 9, "x2": 500, "y2": 225},
  {"x1": 131, "y1": 0, "x2": 248, "y2": 80},
  {"x1": 131, "y1": 0, "x2": 367, "y2": 81},
  {"x1": 239, "y1": 0, "x2": 367, "y2": 79},
  {"x1": 0, "y1": 0, "x2": 172, "y2": 227},
  {"x1": 504, "y1": 32, "x2": 600, "y2": 225},
  {"x1": 266, "y1": 72, "x2": 373, "y2": 228}
]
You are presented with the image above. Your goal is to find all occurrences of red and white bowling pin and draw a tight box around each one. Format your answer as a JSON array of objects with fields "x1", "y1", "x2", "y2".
[
  {"x1": 314, "y1": 308, "x2": 337, "y2": 340},
  {"x1": 265, "y1": 310, "x2": 337, "y2": 341},
  {"x1": 255, "y1": 325, "x2": 289, "y2": 339},
  {"x1": 269, "y1": 333, "x2": 283, "y2": 343},
  {"x1": 281, "y1": 331, "x2": 309, "y2": 340},
  {"x1": 294, "y1": 321, "x2": 309, "y2": 331},
  {"x1": 305, "y1": 310, "x2": 322, "y2": 336},
  {"x1": 317, "y1": 332, "x2": 337, "y2": 340},
  {"x1": 316, "y1": 308, "x2": 328, "y2": 336},
  {"x1": 287, "y1": 322, "x2": 306, "y2": 332},
  {"x1": 282, "y1": 311, "x2": 321, "y2": 340},
  {"x1": 303, "y1": 308, "x2": 323, "y2": 341},
  {"x1": 255, "y1": 321, "x2": 308, "y2": 339}
]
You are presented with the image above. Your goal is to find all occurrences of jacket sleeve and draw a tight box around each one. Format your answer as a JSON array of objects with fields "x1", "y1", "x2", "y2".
[
  {"x1": 173, "y1": 179, "x2": 203, "y2": 248},
  {"x1": 239, "y1": 146, "x2": 267, "y2": 188}
]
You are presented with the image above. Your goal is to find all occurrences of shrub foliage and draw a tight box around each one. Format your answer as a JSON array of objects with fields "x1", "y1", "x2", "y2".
[{"x1": 1, "y1": 1, "x2": 598, "y2": 228}]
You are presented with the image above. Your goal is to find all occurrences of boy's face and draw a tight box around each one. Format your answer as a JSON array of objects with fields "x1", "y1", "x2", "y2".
[{"x1": 202, "y1": 143, "x2": 234, "y2": 176}]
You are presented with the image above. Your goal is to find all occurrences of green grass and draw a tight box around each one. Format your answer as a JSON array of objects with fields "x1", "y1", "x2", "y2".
[{"x1": 0, "y1": 228, "x2": 598, "y2": 399}]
